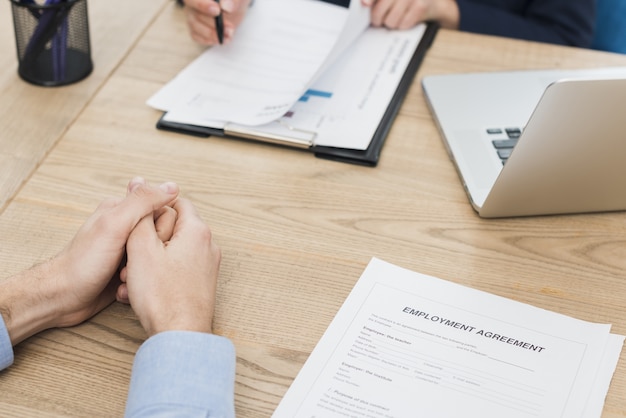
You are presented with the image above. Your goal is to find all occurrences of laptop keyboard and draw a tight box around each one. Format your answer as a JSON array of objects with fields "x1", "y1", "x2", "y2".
[{"x1": 487, "y1": 127, "x2": 522, "y2": 164}]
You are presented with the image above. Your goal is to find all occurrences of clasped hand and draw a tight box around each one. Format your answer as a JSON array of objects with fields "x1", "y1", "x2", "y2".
[{"x1": 0, "y1": 177, "x2": 220, "y2": 345}]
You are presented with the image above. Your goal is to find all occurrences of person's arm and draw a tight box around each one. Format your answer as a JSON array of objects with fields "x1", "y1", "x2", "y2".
[
  {"x1": 125, "y1": 332, "x2": 235, "y2": 417},
  {"x1": 121, "y1": 197, "x2": 235, "y2": 417},
  {"x1": 456, "y1": 0, "x2": 596, "y2": 47},
  {"x1": 0, "y1": 177, "x2": 179, "y2": 356},
  {"x1": 0, "y1": 315, "x2": 13, "y2": 371}
]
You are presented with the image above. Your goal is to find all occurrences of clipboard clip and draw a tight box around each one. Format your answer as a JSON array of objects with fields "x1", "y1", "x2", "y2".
[{"x1": 224, "y1": 120, "x2": 317, "y2": 149}]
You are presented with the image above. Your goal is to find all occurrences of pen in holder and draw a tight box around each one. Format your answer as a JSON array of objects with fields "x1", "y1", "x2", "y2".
[{"x1": 9, "y1": 0, "x2": 93, "y2": 86}]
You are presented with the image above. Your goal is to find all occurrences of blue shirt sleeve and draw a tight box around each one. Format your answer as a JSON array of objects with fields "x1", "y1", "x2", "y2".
[
  {"x1": 125, "y1": 330, "x2": 236, "y2": 418},
  {"x1": 591, "y1": 0, "x2": 626, "y2": 53},
  {"x1": 456, "y1": 0, "x2": 595, "y2": 47},
  {"x1": 0, "y1": 314, "x2": 14, "y2": 371}
]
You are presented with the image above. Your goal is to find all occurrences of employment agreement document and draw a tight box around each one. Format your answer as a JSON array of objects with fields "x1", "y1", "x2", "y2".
[{"x1": 273, "y1": 258, "x2": 624, "y2": 418}]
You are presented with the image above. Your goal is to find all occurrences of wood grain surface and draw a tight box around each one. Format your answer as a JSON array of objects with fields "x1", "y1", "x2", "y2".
[{"x1": 1, "y1": 4, "x2": 626, "y2": 416}]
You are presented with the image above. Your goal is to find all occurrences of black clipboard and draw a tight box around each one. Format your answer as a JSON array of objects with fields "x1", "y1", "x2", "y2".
[{"x1": 156, "y1": 23, "x2": 438, "y2": 167}]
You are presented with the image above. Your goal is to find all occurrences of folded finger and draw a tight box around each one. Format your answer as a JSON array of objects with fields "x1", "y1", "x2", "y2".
[
  {"x1": 155, "y1": 206, "x2": 178, "y2": 242},
  {"x1": 114, "y1": 181, "x2": 179, "y2": 234},
  {"x1": 116, "y1": 283, "x2": 130, "y2": 304},
  {"x1": 187, "y1": 11, "x2": 219, "y2": 45}
]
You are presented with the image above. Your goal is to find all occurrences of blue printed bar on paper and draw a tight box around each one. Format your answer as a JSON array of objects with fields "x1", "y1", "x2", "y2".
[{"x1": 299, "y1": 89, "x2": 333, "y2": 102}]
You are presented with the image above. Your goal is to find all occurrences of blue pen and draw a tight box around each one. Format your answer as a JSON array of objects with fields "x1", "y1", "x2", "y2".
[
  {"x1": 45, "y1": 0, "x2": 67, "y2": 82},
  {"x1": 22, "y1": 0, "x2": 70, "y2": 83},
  {"x1": 22, "y1": 1, "x2": 56, "y2": 62},
  {"x1": 52, "y1": 0, "x2": 68, "y2": 82}
]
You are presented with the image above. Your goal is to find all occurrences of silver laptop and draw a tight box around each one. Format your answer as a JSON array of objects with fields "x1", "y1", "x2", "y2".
[{"x1": 422, "y1": 67, "x2": 626, "y2": 218}]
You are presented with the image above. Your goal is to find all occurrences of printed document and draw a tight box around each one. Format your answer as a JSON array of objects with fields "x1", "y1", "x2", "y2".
[
  {"x1": 149, "y1": 0, "x2": 429, "y2": 151},
  {"x1": 158, "y1": 24, "x2": 427, "y2": 150},
  {"x1": 149, "y1": 0, "x2": 370, "y2": 126},
  {"x1": 273, "y1": 258, "x2": 624, "y2": 418}
]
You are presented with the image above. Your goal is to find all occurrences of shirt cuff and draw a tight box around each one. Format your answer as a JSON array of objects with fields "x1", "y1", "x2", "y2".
[
  {"x1": 0, "y1": 314, "x2": 14, "y2": 371},
  {"x1": 125, "y1": 331, "x2": 236, "y2": 418}
]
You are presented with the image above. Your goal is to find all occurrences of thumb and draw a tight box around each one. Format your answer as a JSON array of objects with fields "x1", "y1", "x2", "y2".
[{"x1": 114, "y1": 180, "x2": 180, "y2": 234}]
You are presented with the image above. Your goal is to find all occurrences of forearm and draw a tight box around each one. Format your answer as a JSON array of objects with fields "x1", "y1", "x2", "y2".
[
  {"x1": 0, "y1": 260, "x2": 60, "y2": 346},
  {"x1": 125, "y1": 331, "x2": 236, "y2": 417}
]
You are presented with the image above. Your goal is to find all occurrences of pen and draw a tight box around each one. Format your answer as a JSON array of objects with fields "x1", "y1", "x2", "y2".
[
  {"x1": 215, "y1": 0, "x2": 224, "y2": 44},
  {"x1": 23, "y1": 0, "x2": 71, "y2": 82}
]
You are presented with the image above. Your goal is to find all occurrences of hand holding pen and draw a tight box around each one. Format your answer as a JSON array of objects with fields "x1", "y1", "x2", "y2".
[{"x1": 180, "y1": 0, "x2": 252, "y2": 46}]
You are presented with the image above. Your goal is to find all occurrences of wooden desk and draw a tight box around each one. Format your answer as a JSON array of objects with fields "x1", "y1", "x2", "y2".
[
  {"x1": 2, "y1": 4, "x2": 626, "y2": 416},
  {"x1": 0, "y1": 0, "x2": 170, "y2": 213}
]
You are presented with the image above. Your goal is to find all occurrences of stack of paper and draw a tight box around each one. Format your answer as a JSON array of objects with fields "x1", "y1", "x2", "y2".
[
  {"x1": 273, "y1": 258, "x2": 624, "y2": 418},
  {"x1": 148, "y1": 0, "x2": 430, "y2": 154},
  {"x1": 149, "y1": 0, "x2": 370, "y2": 126}
]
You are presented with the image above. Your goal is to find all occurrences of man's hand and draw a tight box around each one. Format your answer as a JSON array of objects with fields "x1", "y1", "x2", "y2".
[
  {"x1": 123, "y1": 198, "x2": 221, "y2": 337},
  {"x1": 363, "y1": 0, "x2": 460, "y2": 30},
  {"x1": 183, "y1": 0, "x2": 252, "y2": 45},
  {"x1": 0, "y1": 178, "x2": 179, "y2": 345}
]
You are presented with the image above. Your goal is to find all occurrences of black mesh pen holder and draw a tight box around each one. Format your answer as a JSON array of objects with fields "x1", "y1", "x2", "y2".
[{"x1": 10, "y1": 0, "x2": 93, "y2": 87}]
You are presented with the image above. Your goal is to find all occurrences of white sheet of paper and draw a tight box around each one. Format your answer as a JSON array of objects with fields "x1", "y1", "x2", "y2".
[
  {"x1": 583, "y1": 333, "x2": 625, "y2": 417},
  {"x1": 278, "y1": 24, "x2": 427, "y2": 149},
  {"x1": 273, "y1": 258, "x2": 624, "y2": 418},
  {"x1": 148, "y1": 0, "x2": 369, "y2": 126},
  {"x1": 160, "y1": 24, "x2": 427, "y2": 150}
]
